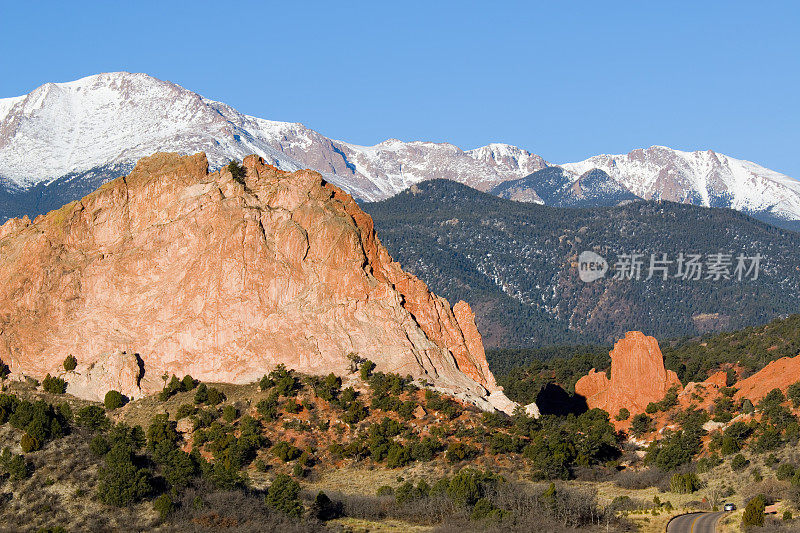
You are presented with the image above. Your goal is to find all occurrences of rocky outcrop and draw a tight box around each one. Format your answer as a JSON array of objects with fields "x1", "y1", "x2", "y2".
[
  {"x1": 734, "y1": 354, "x2": 800, "y2": 403},
  {"x1": 65, "y1": 352, "x2": 146, "y2": 401},
  {"x1": 575, "y1": 331, "x2": 681, "y2": 417},
  {"x1": 0, "y1": 152, "x2": 515, "y2": 413}
]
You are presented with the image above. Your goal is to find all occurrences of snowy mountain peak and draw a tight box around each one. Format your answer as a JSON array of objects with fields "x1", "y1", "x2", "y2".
[
  {"x1": 466, "y1": 143, "x2": 548, "y2": 173},
  {"x1": 0, "y1": 72, "x2": 799, "y2": 230},
  {"x1": 562, "y1": 146, "x2": 800, "y2": 225},
  {"x1": 0, "y1": 72, "x2": 546, "y2": 202}
]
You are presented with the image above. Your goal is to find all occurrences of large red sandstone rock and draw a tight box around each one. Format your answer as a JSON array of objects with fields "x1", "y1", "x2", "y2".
[
  {"x1": 575, "y1": 331, "x2": 681, "y2": 417},
  {"x1": 734, "y1": 354, "x2": 800, "y2": 403},
  {"x1": 0, "y1": 152, "x2": 514, "y2": 412}
]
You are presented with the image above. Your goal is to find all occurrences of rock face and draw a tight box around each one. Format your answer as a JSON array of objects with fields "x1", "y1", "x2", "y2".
[
  {"x1": 0, "y1": 152, "x2": 515, "y2": 412},
  {"x1": 575, "y1": 331, "x2": 681, "y2": 417},
  {"x1": 734, "y1": 354, "x2": 800, "y2": 403}
]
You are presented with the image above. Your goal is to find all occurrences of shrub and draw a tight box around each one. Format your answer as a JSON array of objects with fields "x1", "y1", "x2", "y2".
[
  {"x1": 310, "y1": 491, "x2": 342, "y2": 520},
  {"x1": 0, "y1": 447, "x2": 31, "y2": 480},
  {"x1": 645, "y1": 402, "x2": 658, "y2": 414},
  {"x1": 227, "y1": 161, "x2": 246, "y2": 184},
  {"x1": 20, "y1": 432, "x2": 41, "y2": 453},
  {"x1": 446, "y1": 469, "x2": 503, "y2": 506},
  {"x1": 742, "y1": 494, "x2": 765, "y2": 527},
  {"x1": 446, "y1": 442, "x2": 478, "y2": 464},
  {"x1": 741, "y1": 398, "x2": 754, "y2": 414},
  {"x1": 788, "y1": 382, "x2": 800, "y2": 408},
  {"x1": 259, "y1": 374, "x2": 272, "y2": 391},
  {"x1": 222, "y1": 405, "x2": 238, "y2": 422},
  {"x1": 63, "y1": 355, "x2": 77, "y2": 372},
  {"x1": 342, "y1": 400, "x2": 368, "y2": 425},
  {"x1": 104, "y1": 390, "x2": 127, "y2": 410},
  {"x1": 97, "y1": 444, "x2": 152, "y2": 507},
  {"x1": 147, "y1": 413, "x2": 180, "y2": 446},
  {"x1": 42, "y1": 374, "x2": 67, "y2": 394},
  {"x1": 206, "y1": 387, "x2": 225, "y2": 406},
  {"x1": 110, "y1": 423, "x2": 146, "y2": 450},
  {"x1": 257, "y1": 395, "x2": 279, "y2": 421},
  {"x1": 58, "y1": 402, "x2": 73, "y2": 423},
  {"x1": 158, "y1": 375, "x2": 184, "y2": 401},
  {"x1": 669, "y1": 472, "x2": 701, "y2": 494},
  {"x1": 615, "y1": 408, "x2": 630, "y2": 421},
  {"x1": 425, "y1": 390, "x2": 462, "y2": 419},
  {"x1": 266, "y1": 474, "x2": 302, "y2": 517},
  {"x1": 264, "y1": 364, "x2": 298, "y2": 397},
  {"x1": 181, "y1": 375, "x2": 197, "y2": 390},
  {"x1": 315, "y1": 373, "x2": 342, "y2": 402},
  {"x1": 386, "y1": 443, "x2": 411, "y2": 468},
  {"x1": 647, "y1": 429, "x2": 702, "y2": 470},
  {"x1": 90, "y1": 435, "x2": 111, "y2": 456},
  {"x1": 776, "y1": 463, "x2": 796, "y2": 481},
  {"x1": 176, "y1": 404, "x2": 195, "y2": 420},
  {"x1": 75, "y1": 405, "x2": 109, "y2": 430},
  {"x1": 283, "y1": 400, "x2": 301, "y2": 414},
  {"x1": 272, "y1": 441, "x2": 301, "y2": 462},
  {"x1": 630, "y1": 413, "x2": 653, "y2": 437},
  {"x1": 194, "y1": 383, "x2": 208, "y2": 404},
  {"x1": 154, "y1": 493, "x2": 174, "y2": 520},
  {"x1": 471, "y1": 497, "x2": 502, "y2": 521},
  {"x1": 360, "y1": 360, "x2": 376, "y2": 381},
  {"x1": 659, "y1": 386, "x2": 680, "y2": 410},
  {"x1": 697, "y1": 455, "x2": 723, "y2": 473},
  {"x1": 731, "y1": 453, "x2": 749, "y2": 471}
]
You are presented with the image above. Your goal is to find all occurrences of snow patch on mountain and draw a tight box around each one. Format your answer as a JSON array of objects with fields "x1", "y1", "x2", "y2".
[
  {"x1": 562, "y1": 146, "x2": 800, "y2": 223},
  {"x1": 1, "y1": 73, "x2": 799, "y2": 228},
  {"x1": 0, "y1": 72, "x2": 545, "y2": 203}
]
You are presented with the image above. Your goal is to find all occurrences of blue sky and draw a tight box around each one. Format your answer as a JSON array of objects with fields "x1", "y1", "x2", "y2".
[{"x1": 1, "y1": 1, "x2": 797, "y2": 175}]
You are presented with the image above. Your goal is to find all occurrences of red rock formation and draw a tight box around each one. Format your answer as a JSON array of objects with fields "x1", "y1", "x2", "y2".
[
  {"x1": 734, "y1": 354, "x2": 800, "y2": 403},
  {"x1": 0, "y1": 152, "x2": 513, "y2": 412},
  {"x1": 575, "y1": 331, "x2": 681, "y2": 417},
  {"x1": 703, "y1": 370, "x2": 729, "y2": 389}
]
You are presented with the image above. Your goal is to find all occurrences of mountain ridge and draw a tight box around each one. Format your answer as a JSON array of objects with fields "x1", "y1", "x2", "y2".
[
  {"x1": 2, "y1": 72, "x2": 799, "y2": 230},
  {"x1": 364, "y1": 179, "x2": 800, "y2": 347}
]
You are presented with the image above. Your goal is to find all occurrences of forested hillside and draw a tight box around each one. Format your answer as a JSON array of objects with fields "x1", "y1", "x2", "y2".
[{"x1": 365, "y1": 180, "x2": 800, "y2": 347}]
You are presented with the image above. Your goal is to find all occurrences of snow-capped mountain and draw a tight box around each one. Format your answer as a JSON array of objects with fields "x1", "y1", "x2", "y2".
[
  {"x1": 1, "y1": 72, "x2": 799, "y2": 231},
  {"x1": 0, "y1": 72, "x2": 546, "y2": 219},
  {"x1": 562, "y1": 146, "x2": 800, "y2": 228},
  {"x1": 489, "y1": 167, "x2": 640, "y2": 207}
]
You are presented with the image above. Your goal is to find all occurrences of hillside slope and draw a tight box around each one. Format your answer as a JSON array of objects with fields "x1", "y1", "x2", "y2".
[{"x1": 364, "y1": 180, "x2": 800, "y2": 347}]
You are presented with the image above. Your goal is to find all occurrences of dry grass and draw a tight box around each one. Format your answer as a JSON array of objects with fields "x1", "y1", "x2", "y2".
[
  {"x1": 331, "y1": 516, "x2": 434, "y2": 532},
  {"x1": 0, "y1": 425, "x2": 158, "y2": 532}
]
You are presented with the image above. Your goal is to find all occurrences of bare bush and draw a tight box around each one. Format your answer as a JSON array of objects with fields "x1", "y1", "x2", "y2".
[
  {"x1": 571, "y1": 465, "x2": 619, "y2": 483},
  {"x1": 614, "y1": 467, "x2": 670, "y2": 490},
  {"x1": 741, "y1": 479, "x2": 790, "y2": 506},
  {"x1": 162, "y1": 482, "x2": 328, "y2": 533}
]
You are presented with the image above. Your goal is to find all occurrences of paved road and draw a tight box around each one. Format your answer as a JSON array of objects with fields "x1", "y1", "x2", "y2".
[{"x1": 667, "y1": 512, "x2": 727, "y2": 533}]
